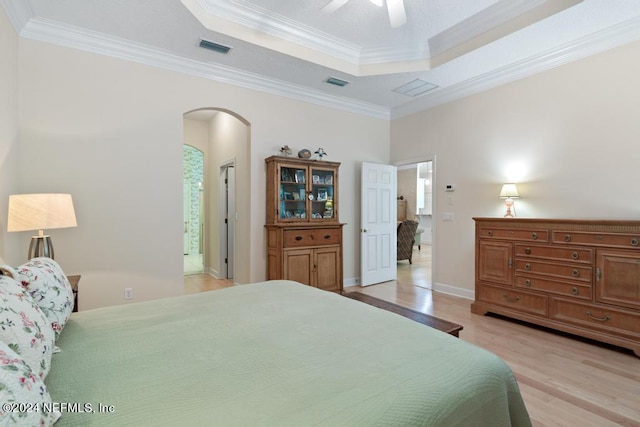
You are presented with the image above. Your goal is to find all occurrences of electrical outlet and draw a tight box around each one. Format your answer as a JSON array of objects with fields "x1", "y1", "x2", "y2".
[{"x1": 124, "y1": 288, "x2": 133, "y2": 300}]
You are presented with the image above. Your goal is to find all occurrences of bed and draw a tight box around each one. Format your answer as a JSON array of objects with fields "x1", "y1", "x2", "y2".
[{"x1": 42, "y1": 280, "x2": 530, "y2": 426}]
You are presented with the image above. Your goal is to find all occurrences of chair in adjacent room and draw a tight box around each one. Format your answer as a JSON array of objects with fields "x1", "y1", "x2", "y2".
[{"x1": 397, "y1": 220, "x2": 419, "y2": 264}]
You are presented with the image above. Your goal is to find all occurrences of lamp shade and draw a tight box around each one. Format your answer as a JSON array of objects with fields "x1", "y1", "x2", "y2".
[
  {"x1": 499, "y1": 183, "x2": 519, "y2": 199},
  {"x1": 7, "y1": 194, "x2": 77, "y2": 232}
]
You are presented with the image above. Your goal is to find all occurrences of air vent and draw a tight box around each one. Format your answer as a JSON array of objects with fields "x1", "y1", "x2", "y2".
[
  {"x1": 326, "y1": 77, "x2": 350, "y2": 87},
  {"x1": 393, "y1": 79, "x2": 438, "y2": 97},
  {"x1": 199, "y1": 39, "x2": 232, "y2": 54}
]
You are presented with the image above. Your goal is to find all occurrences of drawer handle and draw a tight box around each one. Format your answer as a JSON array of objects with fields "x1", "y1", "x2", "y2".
[
  {"x1": 572, "y1": 269, "x2": 579, "y2": 277},
  {"x1": 524, "y1": 263, "x2": 531, "y2": 271},
  {"x1": 571, "y1": 252, "x2": 579, "y2": 260},
  {"x1": 586, "y1": 311, "x2": 611, "y2": 322},
  {"x1": 487, "y1": 230, "x2": 493, "y2": 237},
  {"x1": 524, "y1": 279, "x2": 531, "y2": 287},
  {"x1": 524, "y1": 247, "x2": 531, "y2": 255},
  {"x1": 324, "y1": 234, "x2": 332, "y2": 239},
  {"x1": 295, "y1": 236, "x2": 303, "y2": 241},
  {"x1": 571, "y1": 287, "x2": 578, "y2": 295},
  {"x1": 502, "y1": 294, "x2": 521, "y2": 303},
  {"x1": 564, "y1": 234, "x2": 571, "y2": 242},
  {"x1": 532, "y1": 232, "x2": 538, "y2": 240},
  {"x1": 632, "y1": 238, "x2": 639, "y2": 247}
]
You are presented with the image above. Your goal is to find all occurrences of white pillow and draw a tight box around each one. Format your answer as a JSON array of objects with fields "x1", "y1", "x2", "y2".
[
  {"x1": 0, "y1": 276, "x2": 55, "y2": 379},
  {"x1": 0, "y1": 340, "x2": 59, "y2": 426},
  {"x1": 16, "y1": 257, "x2": 74, "y2": 341}
]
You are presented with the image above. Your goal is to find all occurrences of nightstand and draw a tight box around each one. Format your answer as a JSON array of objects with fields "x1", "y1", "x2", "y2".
[{"x1": 67, "y1": 275, "x2": 81, "y2": 312}]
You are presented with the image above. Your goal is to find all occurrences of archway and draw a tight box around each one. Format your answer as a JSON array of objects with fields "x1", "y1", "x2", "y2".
[{"x1": 182, "y1": 108, "x2": 251, "y2": 284}]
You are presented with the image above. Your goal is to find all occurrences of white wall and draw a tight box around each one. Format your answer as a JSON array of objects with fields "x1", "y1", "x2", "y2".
[
  {"x1": 14, "y1": 36, "x2": 389, "y2": 309},
  {"x1": 391, "y1": 40, "x2": 640, "y2": 298},
  {"x1": 0, "y1": 8, "x2": 20, "y2": 261}
]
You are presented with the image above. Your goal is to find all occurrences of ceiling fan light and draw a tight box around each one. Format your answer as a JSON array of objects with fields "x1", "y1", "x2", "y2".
[
  {"x1": 369, "y1": 0, "x2": 384, "y2": 7},
  {"x1": 386, "y1": 0, "x2": 407, "y2": 27}
]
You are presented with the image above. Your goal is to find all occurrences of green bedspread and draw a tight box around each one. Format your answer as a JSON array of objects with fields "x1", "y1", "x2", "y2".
[{"x1": 47, "y1": 280, "x2": 531, "y2": 426}]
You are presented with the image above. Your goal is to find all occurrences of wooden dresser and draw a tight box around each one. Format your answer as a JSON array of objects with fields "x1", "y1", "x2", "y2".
[{"x1": 472, "y1": 218, "x2": 640, "y2": 356}]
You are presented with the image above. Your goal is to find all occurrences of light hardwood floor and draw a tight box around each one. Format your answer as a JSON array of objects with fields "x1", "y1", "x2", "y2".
[{"x1": 184, "y1": 247, "x2": 640, "y2": 426}]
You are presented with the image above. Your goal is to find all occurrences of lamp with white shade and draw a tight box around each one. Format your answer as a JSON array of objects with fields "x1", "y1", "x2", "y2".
[
  {"x1": 499, "y1": 184, "x2": 519, "y2": 218},
  {"x1": 7, "y1": 193, "x2": 77, "y2": 260}
]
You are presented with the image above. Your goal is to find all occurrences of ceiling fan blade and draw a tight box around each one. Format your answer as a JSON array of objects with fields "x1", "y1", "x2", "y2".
[
  {"x1": 322, "y1": 0, "x2": 350, "y2": 13},
  {"x1": 386, "y1": 0, "x2": 407, "y2": 27}
]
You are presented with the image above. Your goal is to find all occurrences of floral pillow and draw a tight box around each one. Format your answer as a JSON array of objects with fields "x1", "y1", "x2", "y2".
[
  {"x1": 16, "y1": 257, "x2": 73, "y2": 341},
  {"x1": 0, "y1": 276, "x2": 54, "y2": 379},
  {"x1": 0, "y1": 340, "x2": 60, "y2": 426}
]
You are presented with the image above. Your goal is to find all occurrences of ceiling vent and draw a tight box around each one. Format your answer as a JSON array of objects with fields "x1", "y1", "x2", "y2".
[
  {"x1": 326, "y1": 77, "x2": 350, "y2": 87},
  {"x1": 199, "y1": 39, "x2": 232, "y2": 54},
  {"x1": 393, "y1": 79, "x2": 438, "y2": 97}
]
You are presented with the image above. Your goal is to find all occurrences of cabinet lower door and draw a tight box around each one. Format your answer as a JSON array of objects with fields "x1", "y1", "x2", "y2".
[
  {"x1": 596, "y1": 249, "x2": 640, "y2": 311},
  {"x1": 478, "y1": 241, "x2": 513, "y2": 285},
  {"x1": 315, "y1": 247, "x2": 341, "y2": 292},
  {"x1": 283, "y1": 249, "x2": 313, "y2": 285}
]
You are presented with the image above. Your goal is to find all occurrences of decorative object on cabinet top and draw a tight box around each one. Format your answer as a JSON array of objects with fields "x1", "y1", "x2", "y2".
[
  {"x1": 279, "y1": 145, "x2": 292, "y2": 156},
  {"x1": 314, "y1": 148, "x2": 327, "y2": 159},
  {"x1": 298, "y1": 149, "x2": 312, "y2": 158}
]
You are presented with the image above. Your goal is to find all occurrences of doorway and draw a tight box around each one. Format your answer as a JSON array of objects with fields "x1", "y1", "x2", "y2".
[
  {"x1": 182, "y1": 108, "x2": 251, "y2": 284},
  {"x1": 220, "y1": 162, "x2": 235, "y2": 279},
  {"x1": 183, "y1": 145, "x2": 205, "y2": 275},
  {"x1": 395, "y1": 158, "x2": 434, "y2": 289}
]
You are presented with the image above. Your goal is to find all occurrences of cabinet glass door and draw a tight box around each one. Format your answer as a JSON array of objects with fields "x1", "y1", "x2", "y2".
[
  {"x1": 279, "y1": 165, "x2": 308, "y2": 220},
  {"x1": 310, "y1": 167, "x2": 335, "y2": 220}
]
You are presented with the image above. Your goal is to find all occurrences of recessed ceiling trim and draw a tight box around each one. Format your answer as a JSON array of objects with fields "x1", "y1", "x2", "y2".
[
  {"x1": 428, "y1": 0, "x2": 584, "y2": 67},
  {"x1": 393, "y1": 15, "x2": 640, "y2": 119}
]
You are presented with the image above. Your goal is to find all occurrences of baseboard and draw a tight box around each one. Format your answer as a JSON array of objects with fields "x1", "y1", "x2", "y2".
[{"x1": 432, "y1": 282, "x2": 475, "y2": 300}]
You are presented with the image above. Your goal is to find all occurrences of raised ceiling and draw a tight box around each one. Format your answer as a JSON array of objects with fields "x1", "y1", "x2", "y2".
[{"x1": 3, "y1": 0, "x2": 640, "y2": 118}]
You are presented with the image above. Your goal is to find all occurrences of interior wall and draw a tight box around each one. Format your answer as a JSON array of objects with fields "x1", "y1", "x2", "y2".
[
  {"x1": 15, "y1": 36, "x2": 389, "y2": 309},
  {"x1": 0, "y1": 8, "x2": 20, "y2": 261},
  {"x1": 391, "y1": 39, "x2": 640, "y2": 298}
]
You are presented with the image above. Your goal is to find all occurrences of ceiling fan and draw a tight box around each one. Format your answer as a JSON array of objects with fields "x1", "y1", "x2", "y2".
[{"x1": 322, "y1": 0, "x2": 407, "y2": 28}]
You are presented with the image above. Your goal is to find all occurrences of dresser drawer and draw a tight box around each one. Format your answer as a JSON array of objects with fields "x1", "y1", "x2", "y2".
[
  {"x1": 550, "y1": 298, "x2": 640, "y2": 340},
  {"x1": 515, "y1": 275, "x2": 591, "y2": 300},
  {"x1": 515, "y1": 259, "x2": 592, "y2": 283},
  {"x1": 283, "y1": 228, "x2": 341, "y2": 248},
  {"x1": 477, "y1": 283, "x2": 548, "y2": 316},
  {"x1": 479, "y1": 227, "x2": 548, "y2": 242},
  {"x1": 553, "y1": 230, "x2": 640, "y2": 249},
  {"x1": 515, "y1": 244, "x2": 592, "y2": 264}
]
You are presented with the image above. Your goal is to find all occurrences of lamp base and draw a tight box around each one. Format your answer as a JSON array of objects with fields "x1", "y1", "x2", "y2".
[{"x1": 29, "y1": 236, "x2": 54, "y2": 260}]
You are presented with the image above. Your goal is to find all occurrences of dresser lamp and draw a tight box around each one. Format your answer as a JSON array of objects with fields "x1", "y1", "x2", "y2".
[
  {"x1": 7, "y1": 193, "x2": 77, "y2": 260},
  {"x1": 499, "y1": 184, "x2": 519, "y2": 218}
]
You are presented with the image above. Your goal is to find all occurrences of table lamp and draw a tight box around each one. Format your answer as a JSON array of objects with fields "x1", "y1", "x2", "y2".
[
  {"x1": 7, "y1": 193, "x2": 77, "y2": 259},
  {"x1": 499, "y1": 184, "x2": 519, "y2": 218}
]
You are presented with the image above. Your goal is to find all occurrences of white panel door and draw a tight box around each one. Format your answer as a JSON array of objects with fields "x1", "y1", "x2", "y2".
[{"x1": 360, "y1": 162, "x2": 397, "y2": 286}]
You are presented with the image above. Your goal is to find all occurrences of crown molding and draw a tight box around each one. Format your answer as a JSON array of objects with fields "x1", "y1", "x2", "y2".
[
  {"x1": 19, "y1": 18, "x2": 390, "y2": 119},
  {"x1": 0, "y1": 0, "x2": 33, "y2": 32},
  {"x1": 391, "y1": 16, "x2": 640, "y2": 119},
  {"x1": 6, "y1": 2, "x2": 640, "y2": 121}
]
